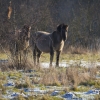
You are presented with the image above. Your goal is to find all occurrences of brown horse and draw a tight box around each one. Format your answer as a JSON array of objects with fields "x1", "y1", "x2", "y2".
[
  {"x1": 31, "y1": 23, "x2": 68, "y2": 67},
  {"x1": 9, "y1": 25, "x2": 31, "y2": 68}
]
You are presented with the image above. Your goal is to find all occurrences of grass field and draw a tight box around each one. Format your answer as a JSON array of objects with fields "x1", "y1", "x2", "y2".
[
  {"x1": 0, "y1": 52, "x2": 100, "y2": 99},
  {"x1": 1, "y1": 52, "x2": 100, "y2": 62}
]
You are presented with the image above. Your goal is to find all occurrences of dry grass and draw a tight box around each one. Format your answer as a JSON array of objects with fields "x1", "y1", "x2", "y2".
[
  {"x1": 65, "y1": 46, "x2": 88, "y2": 54},
  {"x1": 34, "y1": 66, "x2": 98, "y2": 88},
  {"x1": 39, "y1": 68, "x2": 67, "y2": 86},
  {"x1": 0, "y1": 62, "x2": 99, "y2": 89}
]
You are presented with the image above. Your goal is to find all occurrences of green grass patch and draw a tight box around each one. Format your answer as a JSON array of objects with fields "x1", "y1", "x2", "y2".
[
  {"x1": 61, "y1": 53, "x2": 100, "y2": 62},
  {"x1": 72, "y1": 85, "x2": 90, "y2": 92},
  {"x1": 33, "y1": 52, "x2": 100, "y2": 63},
  {"x1": 34, "y1": 95, "x2": 63, "y2": 100},
  {"x1": 0, "y1": 53, "x2": 8, "y2": 59},
  {"x1": 80, "y1": 80, "x2": 100, "y2": 88},
  {"x1": 8, "y1": 72, "x2": 22, "y2": 79},
  {"x1": 16, "y1": 95, "x2": 63, "y2": 100},
  {"x1": 1, "y1": 52, "x2": 100, "y2": 63}
]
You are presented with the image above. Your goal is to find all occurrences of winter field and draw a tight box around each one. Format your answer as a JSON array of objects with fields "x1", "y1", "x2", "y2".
[{"x1": 0, "y1": 53, "x2": 100, "y2": 100}]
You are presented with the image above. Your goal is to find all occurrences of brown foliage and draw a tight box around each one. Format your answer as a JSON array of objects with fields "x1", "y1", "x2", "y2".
[{"x1": 7, "y1": 1, "x2": 12, "y2": 19}]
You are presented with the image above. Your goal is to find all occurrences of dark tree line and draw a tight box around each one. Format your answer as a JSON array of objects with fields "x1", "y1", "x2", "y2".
[{"x1": 0, "y1": 0, "x2": 100, "y2": 52}]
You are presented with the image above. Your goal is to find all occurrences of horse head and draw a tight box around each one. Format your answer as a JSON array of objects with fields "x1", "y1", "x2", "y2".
[
  {"x1": 57, "y1": 23, "x2": 68, "y2": 41},
  {"x1": 22, "y1": 25, "x2": 31, "y2": 40},
  {"x1": 19, "y1": 25, "x2": 31, "y2": 50}
]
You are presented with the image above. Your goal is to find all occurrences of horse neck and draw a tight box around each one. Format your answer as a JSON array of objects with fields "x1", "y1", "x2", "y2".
[{"x1": 51, "y1": 31, "x2": 62, "y2": 44}]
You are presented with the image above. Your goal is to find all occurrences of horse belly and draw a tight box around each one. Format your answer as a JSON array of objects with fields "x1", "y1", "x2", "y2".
[{"x1": 36, "y1": 39, "x2": 50, "y2": 53}]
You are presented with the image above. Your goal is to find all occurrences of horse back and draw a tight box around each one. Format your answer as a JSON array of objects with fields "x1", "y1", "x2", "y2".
[{"x1": 32, "y1": 31, "x2": 52, "y2": 52}]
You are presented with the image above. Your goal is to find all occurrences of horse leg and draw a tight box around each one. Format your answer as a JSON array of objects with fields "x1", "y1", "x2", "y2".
[
  {"x1": 19, "y1": 51, "x2": 21, "y2": 66},
  {"x1": 33, "y1": 44, "x2": 37, "y2": 66},
  {"x1": 23, "y1": 49, "x2": 28, "y2": 69},
  {"x1": 15, "y1": 51, "x2": 19, "y2": 69},
  {"x1": 50, "y1": 47, "x2": 54, "y2": 67},
  {"x1": 37, "y1": 49, "x2": 42, "y2": 67},
  {"x1": 24, "y1": 49, "x2": 28, "y2": 60},
  {"x1": 15, "y1": 42, "x2": 20, "y2": 69},
  {"x1": 56, "y1": 51, "x2": 61, "y2": 67}
]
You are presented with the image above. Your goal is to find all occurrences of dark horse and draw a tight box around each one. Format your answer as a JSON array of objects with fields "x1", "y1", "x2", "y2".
[
  {"x1": 9, "y1": 25, "x2": 31, "y2": 68},
  {"x1": 31, "y1": 23, "x2": 68, "y2": 67}
]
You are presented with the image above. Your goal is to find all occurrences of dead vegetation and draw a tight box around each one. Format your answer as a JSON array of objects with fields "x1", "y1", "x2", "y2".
[{"x1": 28, "y1": 66, "x2": 99, "y2": 89}]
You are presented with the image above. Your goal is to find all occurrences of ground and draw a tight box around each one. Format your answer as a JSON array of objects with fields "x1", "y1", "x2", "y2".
[{"x1": 0, "y1": 52, "x2": 100, "y2": 100}]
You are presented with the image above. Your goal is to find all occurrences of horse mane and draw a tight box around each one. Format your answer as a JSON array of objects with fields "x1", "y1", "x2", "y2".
[{"x1": 52, "y1": 31, "x2": 57, "y2": 39}]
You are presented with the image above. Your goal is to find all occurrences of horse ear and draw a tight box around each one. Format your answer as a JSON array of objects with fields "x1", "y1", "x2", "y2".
[
  {"x1": 23, "y1": 25, "x2": 31, "y2": 32},
  {"x1": 57, "y1": 24, "x2": 60, "y2": 31},
  {"x1": 57, "y1": 24, "x2": 64, "y2": 32}
]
